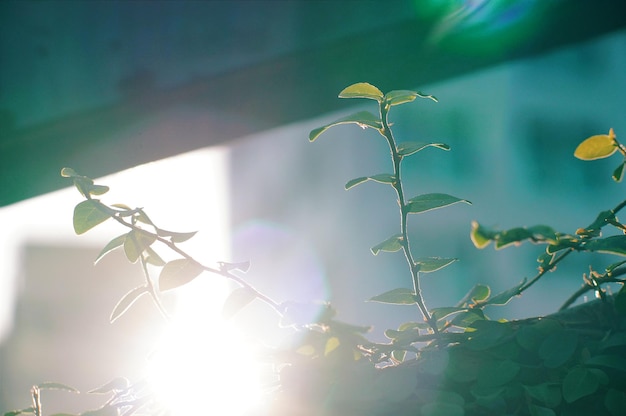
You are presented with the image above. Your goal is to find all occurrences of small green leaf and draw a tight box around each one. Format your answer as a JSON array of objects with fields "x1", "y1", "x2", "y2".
[
  {"x1": 221, "y1": 287, "x2": 257, "y2": 319},
  {"x1": 37, "y1": 382, "x2": 79, "y2": 393},
  {"x1": 456, "y1": 284, "x2": 491, "y2": 307},
  {"x1": 415, "y1": 257, "x2": 457, "y2": 273},
  {"x1": 605, "y1": 388, "x2": 626, "y2": 416},
  {"x1": 144, "y1": 246, "x2": 166, "y2": 266},
  {"x1": 477, "y1": 359, "x2": 520, "y2": 388},
  {"x1": 61, "y1": 167, "x2": 79, "y2": 177},
  {"x1": 219, "y1": 261, "x2": 251, "y2": 273},
  {"x1": 338, "y1": 82, "x2": 384, "y2": 101},
  {"x1": 94, "y1": 234, "x2": 127, "y2": 264},
  {"x1": 109, "y1": 286, "x2": 148, "y2": 323},
  {"x1": 159, "y1": 259, "x2": 204, "y2": 291},
  {"x1": 324, "y1": 336, "x2": 341, "y2": 356},
  {"x1": 87, "y1": 377, "x2": 129, "y2": 394},
  {"x1": 384, "y1": 89, "x2": 437, "y2": 106},
  {"x1": 480, "y1": 279, "x2": 527, "y2": 306},
  {"x1": 397, "y1": 142, "x2": 450, "y2": 157},
  {"x1": 345, "y1": 173, "x2": 396, "y2": 190},
  {"x1": 523, "y1": 383, "x2": 562, "y2": 409},
  {"x1": 371, "y1": 234, "x2": 404, "y2": 255},
  {"x1": 309, "y1": 111, "x2": 382, "y2": 142},
  {"x1": 4, "y1": 409, "x2": 35, "y2": 416},
  {"x1": 157, "y1": 228, "x2": 198, "y2": 243},
  {"x1": 584, "y1": 235, "x2": 626, "y2": 256},
  {"x1": 539, "y1": 330, "x2": 578, "y2": 368},
  {"x1": 470, "y1": 221, "x2": 496, "y2": 249},
  {"x1": 562, "y1": 366, "x2": 599, "y2": 403},
  {"x1": 123, "y1": 229, "x2": 156, "y2": 263},
  {"x1": 406, "y1": 193, "x2": 471, "y2": 214},
  {"x1": 494, "y1": 227, "x2": 532, "y2": 249},
  {"x1": 73, "y1": 200, "x2": 112, "y2": 235},
  {"x1": 135, "y1": 209, "x2": 154, "y2": 226},
  {"x1": 612, "y1": 162, "x2": 625, "y2": 182},
  {"x1": 369, "y1": 288, "x2": 416, "y2": 305},
  {"x1": 574, "y1": 134, "x2": 617, "y2": 160},
  {"x1": 431, "y1": 307, "x2": 468, "y2": 322}
]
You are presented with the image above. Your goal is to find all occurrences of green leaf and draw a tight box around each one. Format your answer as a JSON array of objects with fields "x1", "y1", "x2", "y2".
[
  {"x1": 612, "y1": 162, "x2": 625, "y2": 182},
  {"x1": 584, "y1": 235, "x2": 626, "y2": 256},
  {"x1": 109, "y1": 285, "x2": 148, "y2": 323},
  {"x1": 61, "y1": 167, "x2": 79, "y2": 177},
  {"x1": 159, "y1": 259, "x2": 204, "y2": 291},
  {"x1": 37, "y1": 382, "x2": 79, "y2": 393},
  {"x1": 456, "y1": 284, "x2": 491, "y2": 307},
  {"x1": 369, "y1": 288, "x2": 416, "y2": 305},
  {"x1": 539, "y1": 330, "x2": 578, "y2": 368},
  {"x1": 221, "y1": 287, "x2": 257, "y2": 319},
  {"x1": 585, "y1": 354, "x2": 626, "y2": 372},
  {"x1": 397, "y1": 142, "x2": 450, "y2": 157},
  {"x1": 371, "y1": 234, "x2": 404, "y2": 255},
  {"x1": 4, "y1": 409, "x2": 35, "y2": 416},
  {"x1": 338, "y1": 82, "x2": 384, "y2": 101},
  {"x1": 477, "y1": 359, "x2": 520, "y2": 388},
  {"x1": 219, "y1": 261, "x2": 251, "y2": 273},
  {"x1": 87, "y1": 377, "x2": 129, "y2": 394},
  {"x1": 415, "y1": 257, "x2": 457, "y2": 273},
  {"x1": 309, "y1": 111, "x2": 382, "y2": 142},
  {"x1": 605, "y1": 388, "x2": 626, "y2": 416},
  {"x1": 562, "y1": 366, "x2": 599, "y2": 403},
  {"x1": 345, "y1": 173, "x2": 396, "y2": 190},
  {"x1": 73, "y1": 200, "x2": 112, "y2": 235},
  {"x1": 123, "y1": 229, "x2": 156, "y2": 263},
  {"x1": 431, "y1": 307, "x2": 468, "y2": 322},
  {"x1": 528, "y1": 405, "x2": 557, "y2": 416},
  {"x1": 574, "y1": 134, "x2": 617, "y2": 160},
  {"x1": 156, "y1": 228, "x2": 198, "y2": 243},
  {"x1": 470, "y1": 221, "x2": 496, "y2": 249},
  {"x1": 94, "y1": 234, "x2": 127, "y2": 264},
  {"x1": 523, "y1": 383, "x2": 562, "y2": 409},
  {"x1": 480, "y1": 278, "x2": 526, "y2": 306},
  {"x1": 144, "y1": 246, "x2": 166, "y2": 266},
  {"x1": 406, "y1": 193, "x2": 471, "y2": 214},
  {"x1": 384, "y1": 89, "x2": 438, "y2": 106}
]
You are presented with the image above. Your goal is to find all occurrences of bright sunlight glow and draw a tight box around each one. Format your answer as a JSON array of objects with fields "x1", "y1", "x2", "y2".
[{"x1": 0, "y1": 146, "x2": 266, "y2": 415}]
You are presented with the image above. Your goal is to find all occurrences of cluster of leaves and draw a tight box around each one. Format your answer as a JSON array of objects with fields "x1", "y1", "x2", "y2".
[{"x1": 6, "y1": 83, "x2": 626, "y2": 416}]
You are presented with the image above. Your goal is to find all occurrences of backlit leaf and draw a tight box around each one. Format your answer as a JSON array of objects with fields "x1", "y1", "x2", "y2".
[
  {"x1": 73, "y1": 200, "x2": 112, "y2": 235},
  {"x1": 415, "y1": 257, "x2": 457, "y2": 273},
  {"x1": 406, "y1": 193, "x2": 471, "y2": 214},
  {"x1": 87, "y1": 377, "x2": 129, "y2": 394},
  {"x1": 123, "y1": 229, "x2": 156, "y2": 263},
  {"x1": 371, "y1": 234, "x2": 403, "y2": 255},
  {"x1": 584, "y1": 235, "x2": 626, "y2": 256},
  {"x1": 157, "y1": 228, "x2": 198, "y2": 243},
  {"x1": 94, "y1": 234, "x2": 127, "y2": 264},
  {"x1": 613, "y1": 162, "x2": 625, "y2": 182},
  {"x1": 385, "y1": 89, "x2": 437, "y2": 106},
  {"x1": 369, "y1": 288, "x2": 416, "y2": 305},
  {"x1": 397, "y1": 142, "x2": 450, "y2": 157},
  {"x1": 110, "y1": 286, "x2": 148, "y2": 323},
  {"x1": 480, "y1": 279, "x2": 526, "y2": 306},
  {"x1": 562, "y1": 366, "x2": 599, "y2": 403},
  {"x1": 309, "y1": 111, "x2": 382, "y2": 142},
  {"x1": 37, "y1": 382, "x2": 79, "y2": 393},
  {"x1": 456, "y1": 284, "x2": 491, "y2": 307},
  {"x1": 324, "y1": 337, "x2": 340, "y2": 356},
  {"x1": 345, "y1": 173, "x2": 395, "y2": 190},
  {"x1": 574, "y1": 134, "x2": 617, "y2": 160},
  {"x1": 222, "y1": 287, "x2": 257, "y2": 319},
  {"x1": 159, "y1": 258, "x2": 204, "y2": 291},
  {"x1": 470, "y1": 221, "x2": 496, "y2": 249},
  {"x1": 338, "y1": 82, "x2": 384, "y2": 101},
  {"x1": 431, "y1": 307, "x2": 468, "y2": 322},
  {"x1": 144, "y1": 246, "x2": 166, "y2": 266},
  {"x1": 61, "y1": 167, "x2": 78, "y2": 177}
]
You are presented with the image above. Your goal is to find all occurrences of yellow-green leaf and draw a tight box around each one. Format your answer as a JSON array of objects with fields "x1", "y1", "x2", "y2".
[
  {"x1": 406, "y1": 193, "x2": 471, "y2": 214},
  {"x1": 371, "y1": 234, "x2": 404, "y2": 255},
  {"x1": 94, "y1": 234, "x2": 127, "y2": 264},
  {"x1": 309, "y1": 111, "x2": 382, "y2": 142},
  {"x1": 574, "y1": 134, "x2": 617, "y2": 160},
  {"x1": 159, "y1": 258, "x2": 204, "y2": 291},
  {"x1": 369, "y1": 288, "x2": 416, "y2": 305},
  {"x1": 338, "y1": 82, "x2": 384, "y2": 101},
  {"x1": 110, "y1": 286, "x2": 148, "y2": 323},
  {"x1": 123, "y1": 229, "x2": 156, "y2": 263},
  {"x1": 73, "y1": 200, "x2": 112, "y2": 235}
]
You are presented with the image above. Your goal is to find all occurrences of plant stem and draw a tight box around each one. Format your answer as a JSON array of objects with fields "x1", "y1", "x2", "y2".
[
  {"x1": 139, "y1": 255, "x2": 170, "y2": 320},
  {"x1": 380, "y1": 103, "x2": 437, "y2": 333}
]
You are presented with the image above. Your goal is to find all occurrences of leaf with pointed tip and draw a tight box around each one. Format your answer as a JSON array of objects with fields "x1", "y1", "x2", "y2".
[
  {"x1": 415, "y1": 257, "x2": 457, "y2": 273},
  {"x1": 584, "y1": 235, "x2": 626, "y2": 256},
  {"x1": 480, "y1": 279, "x2": 527, "y2": 306},
  {"x1": 124, "y1": 229, "x2": 156, "y2": 263},
  {"x1": 135, "y1": 209, "x2": 153, "y2": 226},
  {"x1": 613, "y1": 162, "x2": 625, "y2": 182},
  {"x1": 431, "y1": 307, "x2": 468, "y2": 322},
  {"x1": 87, "y1": 377, "x2": 130, "y2": 394},
  {"x1": 406, "y1": 193, "x2": 471, "y2": 214},
  {"x1": 110, "y1": 286, "x2": 148, "y2": 323},
  {"x1": 309, "y1": 111, "x2": 382, "y2": 142},
  {"x1": 397, "y1": 142, "x2": 450, "y2": 157},
  {"x1": 157, "y1": 228, "x2": 198, "y2": 243},
  {"x1": 345, "y1": 173, "x2": 396, "y2": 190},
  {"x1": 371, "y1": 234, "x2": 404, "y2": 255},
  {"x1": 73, "y1": 200, "x2": 112, "y2": 235},
  {"x1": 4, "y1": 408, "x2": 36, "y2": 416},
  {"x1": 94, "y1": 234, "x2": 127, "y2": 264},
  {"x1": 159, "y1": 259, "x2": 204, "y2": 291},
  {"x1": 575, "y1": 134, "x2": 617, "y2": 160},
  {"x1": 219, "y1": 261, "x2": 251, "y2": 273},
  {"x1": 456, "y1": 284, "x2": 491, "y2": 307},
  {"x1": 338, "y1": 82, "x2": 384, "y2": 101},
  {"x1": 385, "y1": 89, "x2": 437, "y2": 106},
  {"x1": 562, "y1": 366, "x2": 599, "y2": 403},
  {"x1": 222, "y1": 287, "x2": 257, "y2": 319},
  {"x1": 369, "y1": 288, "x2": 416, "y2": 305},
  {"x1": 470, "y1": 221, "x2": 496, "y2": 249},
  {"x1": 37, "y1": 382, "x2": 79, "y2": 393},
  {"x1": 61, "y1": 167, "x2": 79, "y2": 178},
  {"x1": 144, "y1": 246, "x2": 166, "y2": 266}
]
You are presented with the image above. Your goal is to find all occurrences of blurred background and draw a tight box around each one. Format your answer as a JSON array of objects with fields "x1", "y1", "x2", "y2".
[{"x1": 1, "y1": 0, "x2": 626, "y2": 412}]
